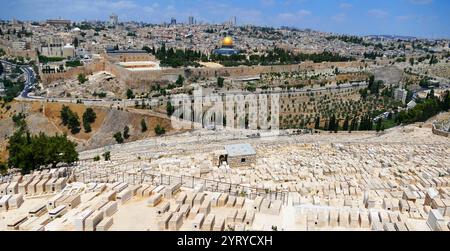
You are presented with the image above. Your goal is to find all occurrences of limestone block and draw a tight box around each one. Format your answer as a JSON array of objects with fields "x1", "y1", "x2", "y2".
[
  {"x1": 329, "y1": 210, "x2": 339, "y2": 227},
  {"x1": 96, "y1": 217, "x2": 113, "y2": 231},
  {"x1": 199, "y1": 199, "x2": 211, "y2": 215},
  {"x1": 85, "y1": 210, "x2": 104, "y2": 231},
  {"x1": 194, "y1": 193, "x2": 206, "y2": 206},
  {"x1": 29, "y1": 204, "x2": 47, "y2": 217},
  {"x1": 349, "y1": 211, "x2": 360, "y2": 228},
  {"x1": 8, "y1": 194, "x2": 24, "y2": 209},
  {"x1": 236, "y1": 209, "x2": 247, "y2": 223},
  {"x1": 339, "y1": 210, "x2": 350, "y2": 228},
  {"x1": 168, "y1": 213, "x2": 183, "y2": 231},
  {"x1": 6, "y1": 182, "x2": 18, "y2": 195},
  {"x1": 359, "y1": 211, "x2": 370, "y2": 228},
  {"x1": 394, "y1": 222, "x2": 408, "y2": 231},
  {"x1": 179, "y1": 204, "x2": 191, "y2": 219},
  {"x1": 156, "y1": 201, "x2": 170, "y2": 215},
  {"x1": 383, "y1": 223, "x2": 396, "y2": 231},
  {"x1": 74, "y1": 209, "x2": 93, "y2": 231},
  {"x1": 244, "y1": 210, "x2": 255, "y2": 226},
  {"x1": 147, "y1": 193, "x2": 163, "y2": 207},
  {"x1": 427, "y1": 209, "x2": 444, "y2": 231},
  {"x1": 192, "y1": 213, "x2": 205, "y2": 231},
  {"x1": 164, "y1": 183, "x2": 181, "y2": 199},
  {"x1": 102, "y1": 201, "x2": 118, "y2": 217},
  {"x1": 117, "y1": 189, "x2": 132, "y2": 204},
  {"x1": 7, "y1": 215, "x2": 28, "y2": 230},
  {"x1": 235, "y1": 197, "x2": 245, "y2": 208},
  {"x1": 226, "y1": 196, "x2": 237, "y2": 208},
  {"x1": 226, "y1": 209, "x2": 238, "y2": 225},
  {"x1": 218, "y1": 193, "x2": 229, "y2": 207},
  {"x1": 202, "y1": 214, "x2": 215, "y2": 231},
  {"x1": 188, "y1": 205, "x2": 200, "y2": 220},
  {"x1": 49, "y1": 205, "x2": 67, "y2": 219},
  {"x1": 176, "y1": 192, "x2": 187, "y2": 205},
  {"x1": 213, "y1": 218, "x2": 225, "y2": 231},
  {"x1": 157, "y1": 212, "x2": 173, "y2": 230}
]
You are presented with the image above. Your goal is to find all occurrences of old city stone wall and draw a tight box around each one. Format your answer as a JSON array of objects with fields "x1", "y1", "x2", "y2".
[
  {"x1": 40, "y1": 60, "x2": 105, "y2": 84},
  {"x1": 0, "y1": 39, "x2": 37, "y2": 59},
  {"x1": 40, "y1": 58, "x2": 364, "y2": 90}
]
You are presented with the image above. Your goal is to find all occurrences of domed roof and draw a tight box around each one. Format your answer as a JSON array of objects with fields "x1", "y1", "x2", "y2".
[{"x1": 222, "y1": 37, "x2": 233, "y2": 47}]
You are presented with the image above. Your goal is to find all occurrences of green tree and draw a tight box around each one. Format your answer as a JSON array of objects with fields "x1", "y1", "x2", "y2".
[
  {"x1": 141, "y1": 118, "x2": 148, "y2": 133},
  {"x1": 12, "y1": 113, "x2": 27, "y2": 130},
  {"x1": 217, "y1": 77, "x2": 225, "y2": 88},
  {"x1": 7, "y1": 130, "x2": 78, "y2": 174},
  {"x1": 102, "y1": 151, "x2": 111, "y2": 161},
  {"x1": 154, "y1": 124, "x2": 166, "y2": 136},
  {"x1": 78, "y1": 73, "x2": 88, "y2": 84},
  {"x1": 376, "y1": 118, "x2": 383, "y2": 132},
  {"x1": 82, "y1": 108, "x2": 97, "y2": 133},
  {"x1": 314, "y1": 116, "x2": 320, "y2": 130},
  {"x1": 123, "y1": 126, "x2": 130, "y2": 139},
  {"x1": 0, "y1": 162, "x2": 7, "y2": 175},
  {"x1": 126, "y1": 89, "x2": 135, "y2": 99},
  {"x1": 167, "y1": 101, "x2": 175, "y2": 116},
  {"x1": 175, "y1": 75, "x2": 184, "y2": 87},
  {"x1": 328, "y1": 114, "x2": 336, "y2": 132},
  {"x1": 442, "y1": 91, "x2": 450, "y2": 111},
  {"x1": 67, "y1": 112, "x2": 81, "y2": 134},
  {"x1": 73, "y1": 37, "x2": 79, "y2": 48},
  {"x1": 342, "y1": 116, "x2": 349, "y2": 131},
  {"x1": 113, "y1": 132, "x2": 124, "y2": 144},
  {"x1": 60, "y1": 105, "x2": 71, "y2": 126}
]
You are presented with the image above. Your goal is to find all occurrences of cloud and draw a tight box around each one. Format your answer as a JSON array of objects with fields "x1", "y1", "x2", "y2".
[{"x1": 368, "y1": 9, "x2": 388, "y2": 18}]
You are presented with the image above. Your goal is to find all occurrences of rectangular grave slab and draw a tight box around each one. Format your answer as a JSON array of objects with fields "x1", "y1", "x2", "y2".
[
  {"x1": 74, "y1": 209, "x2": 93, "y2": 231},
  {"x1": 192, "y1": 213, "x2": 205, "y2": 231},
  {"x1": 168, "y1": 213, "x2": 183, "y2": 231},
  {"x1": 157, "y1": 212, "x2": 173, "y2": 230},
  {"x1": 96, "y1": 217, "x2": 113, "y2": 231},
  {"x1": 147, "y1": 193, "x2": 163, "y2": 207},
  {"x1": 202, "y1": 214, "x2": 215, "y2": 231},
  {"x1": 156, "y1": 201, "x2": 170, "y2": 215},
  {"x1": 85, "y1": 210, "x2": 104, "y2": 231}
]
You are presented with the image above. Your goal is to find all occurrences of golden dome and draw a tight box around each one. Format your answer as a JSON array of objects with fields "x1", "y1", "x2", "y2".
[{"x1": 222, "y1": 37, "x2": 234, "y2": 47}]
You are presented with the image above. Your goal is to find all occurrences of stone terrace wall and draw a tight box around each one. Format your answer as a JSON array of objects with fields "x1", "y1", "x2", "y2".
[
  {"x1": 41, "y1": 59, "x2": 365, "y2": 90},
  {"x1": 0, "y1": 39, "x2": 37, "y2": 59},
  {"x1": 40, "y1": 60, "x2": 106, "y2": 84}
]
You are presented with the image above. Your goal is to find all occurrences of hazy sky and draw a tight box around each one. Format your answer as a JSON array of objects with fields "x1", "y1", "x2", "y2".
[{"x1": 1, "y1": 0, "x2": 449, "y2": 38}]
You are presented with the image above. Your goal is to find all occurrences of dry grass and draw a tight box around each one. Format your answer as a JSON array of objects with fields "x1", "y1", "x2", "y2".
[{"x1": 43, "y1": 102, "x2": 108, "y2": 141}]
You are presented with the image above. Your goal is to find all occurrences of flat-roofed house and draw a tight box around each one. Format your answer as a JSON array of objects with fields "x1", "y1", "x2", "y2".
[{"x1": 224, "y1": 144, "x2": 256, "y2": 168}]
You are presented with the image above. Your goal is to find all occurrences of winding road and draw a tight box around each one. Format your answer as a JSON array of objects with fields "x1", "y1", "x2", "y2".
[{"x1": 0, "y1": 60, "x2": 40, "y2": 100}]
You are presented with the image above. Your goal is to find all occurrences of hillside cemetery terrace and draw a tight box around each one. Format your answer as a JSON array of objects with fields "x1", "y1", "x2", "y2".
[{"x1": 0, "y1": 125, "x2": 450, "y2": 231}]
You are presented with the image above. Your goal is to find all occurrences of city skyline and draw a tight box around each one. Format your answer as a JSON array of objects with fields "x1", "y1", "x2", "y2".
[{"x1": 0, "y1": 0, "x2": 449, "y2": 39}]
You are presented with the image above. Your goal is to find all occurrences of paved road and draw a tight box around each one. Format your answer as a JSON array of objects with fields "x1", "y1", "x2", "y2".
[{"x1": 0, "y1": 60, "x2": 40, "y2": 100}]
